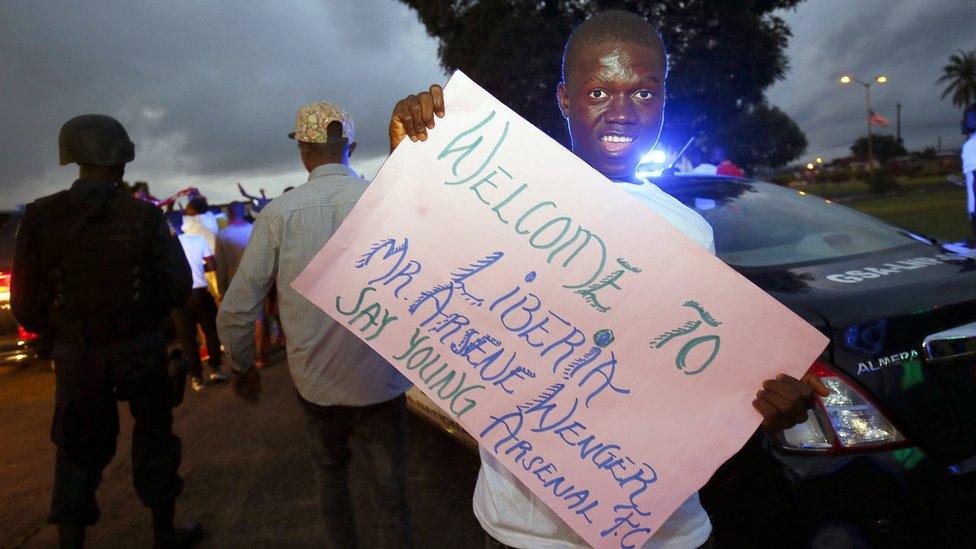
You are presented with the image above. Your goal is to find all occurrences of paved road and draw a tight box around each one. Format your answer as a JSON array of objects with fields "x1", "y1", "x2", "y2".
[{"x1": 0, "y1": 351, "x2": 484, "y2": 548}]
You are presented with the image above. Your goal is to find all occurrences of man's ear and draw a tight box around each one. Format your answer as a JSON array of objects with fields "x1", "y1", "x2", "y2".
[
  {"x1": 556, "y1": 81, "x2": 570, "y2": 119},
  {"x1": 348, "y1": 142, "x2": 356, "y2": 158}
]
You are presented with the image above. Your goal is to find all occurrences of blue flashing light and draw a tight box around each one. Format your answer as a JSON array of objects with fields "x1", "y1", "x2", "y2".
[{"x1": 640, "y1": 148, "x2": 667, "y2": 165}]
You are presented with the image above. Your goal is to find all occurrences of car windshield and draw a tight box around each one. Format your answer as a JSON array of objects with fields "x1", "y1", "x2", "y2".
[{"x1": 653, "y1": 178, "x2": 920, "y2": 268}]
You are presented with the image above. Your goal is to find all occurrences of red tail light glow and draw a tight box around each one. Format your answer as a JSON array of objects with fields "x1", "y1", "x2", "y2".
[{"x1": 18, "y1": 325, "x2": 38, "y2": 342}]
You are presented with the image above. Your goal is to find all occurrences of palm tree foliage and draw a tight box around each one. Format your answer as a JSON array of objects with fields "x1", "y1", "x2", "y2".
[{"x1": 937, "y1": 49, "x2": 976, "y2": 108}]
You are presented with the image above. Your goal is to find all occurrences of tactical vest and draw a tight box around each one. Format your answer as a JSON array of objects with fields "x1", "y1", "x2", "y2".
[{"x1": 34, "y1": 185, "x2": 157, "y2": 343}]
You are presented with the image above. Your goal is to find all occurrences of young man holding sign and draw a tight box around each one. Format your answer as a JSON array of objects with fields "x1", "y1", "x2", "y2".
[{"x1": 389, "y1": 10, "x2": 827, "y2": 549}]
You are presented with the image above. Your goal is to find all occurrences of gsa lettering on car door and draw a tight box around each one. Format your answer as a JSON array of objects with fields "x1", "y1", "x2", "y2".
[{"x1": 826, "y1": 254, "x2": 968, "y2": 284}]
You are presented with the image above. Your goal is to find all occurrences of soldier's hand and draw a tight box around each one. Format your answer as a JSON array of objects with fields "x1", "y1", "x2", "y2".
[
  {"x1": 389, "y1": 84, "x2": 445, "y2": 153},
  {"x1": 232, "y1": 368, "x2": 262, "y2": 406}
]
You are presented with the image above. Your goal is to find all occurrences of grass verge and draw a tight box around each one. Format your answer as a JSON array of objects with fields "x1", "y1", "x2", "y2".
[{"x1": 845, "y1": 188, "x2": 970, "y2": 241}]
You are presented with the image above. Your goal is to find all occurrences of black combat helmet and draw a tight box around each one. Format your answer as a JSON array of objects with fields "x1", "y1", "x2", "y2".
[
  {"x1": 963, "y1": 104, "x2": 976, "y2": 135},
  {"x1": 58, "y1": 114, "x2": 135, "y2": 166}
]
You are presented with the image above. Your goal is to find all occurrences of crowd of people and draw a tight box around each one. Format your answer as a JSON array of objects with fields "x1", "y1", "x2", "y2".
[
  {"x1": 128, "y1": 177, "x2": 294, "y2": 390},
  {"x1": 12, "y1": 10, "x2": 833, "y2": 549}
]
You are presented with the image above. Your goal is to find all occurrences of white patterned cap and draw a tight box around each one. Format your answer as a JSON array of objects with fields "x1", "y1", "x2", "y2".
[{"x1": 288, "y1": 101, "x2": 355, "y2": 143}]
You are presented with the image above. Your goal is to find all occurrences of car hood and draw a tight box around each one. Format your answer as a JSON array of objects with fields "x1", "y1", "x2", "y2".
[
  {"x1": 739, "y1": 243, "x2": 976, "y2": 466},
  {"x1": 739, "y1": 244, "x2": 976, "y2": 326}
]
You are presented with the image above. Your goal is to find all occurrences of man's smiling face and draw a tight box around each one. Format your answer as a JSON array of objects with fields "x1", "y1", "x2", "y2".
[{"x1": 558, "y1": 41, "x2": 666, "y2": 181}]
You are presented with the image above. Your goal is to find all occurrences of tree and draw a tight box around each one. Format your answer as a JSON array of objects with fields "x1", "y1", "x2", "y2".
[
  {"x1": 937, "y1": 49, "x2": 976, "y2": 108},
  {"x1": 850, "y1": 135, "x2": 906, "y2": 163},
  {"x1": 401, "y1": 0, "x2": 807, "y2": 167},
  {"x1": 720, "y1": 104, "x2": 807, "y2": 171}
]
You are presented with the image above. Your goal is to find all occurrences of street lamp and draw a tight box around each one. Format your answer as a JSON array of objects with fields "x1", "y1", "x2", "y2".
[
  {"x1": 839, "y1": 73, "x2": 887, "y2": 171},
  {"x1": 815, "y1": 157, "x2": 823, "y2": 164}
]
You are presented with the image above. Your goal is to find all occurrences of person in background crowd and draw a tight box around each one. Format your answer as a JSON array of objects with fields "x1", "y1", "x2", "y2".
[
  {"x1": 214, "y1": 202, "x2": 251, "y2": 296},
  {"x1": 157, "y1": 187, "x2": 199, "y2": 212},
  {"x1": 218, "y1": 102, "x2": 413, "y2": 548},
  {"x1": 712, "y1": 146, "x2": 745, "y2": 177},
  {"x1": 11, "y1": 114, "x2": 201, "y2": 549},
  {"x1": 390, "y1": 10, "x2": 827, "y2": 549},
  {"x1": 173, "y1": 226, "x2": 225, "y2": 391},
  {"x1": 214, "y1": 202, "x2": 268, "y2": 367},
  {"x1": 182, "y1": 196, "x2": 224, "y2": 310},
  {"x1": 961, "y1": 103, "x2": 976, "y2": 243},
  {"x1": 688, "y1": 147, "x2": 718, "y2": 175},
  {"x1": 130, "y1": 181, "x2": 162, "y2": 205},
  {"x1": 181, "y1": 197, "x2": 219, "y2": 251},
  {"x1": 237, "y1": 183, "x2": 273, "y2": 212}
]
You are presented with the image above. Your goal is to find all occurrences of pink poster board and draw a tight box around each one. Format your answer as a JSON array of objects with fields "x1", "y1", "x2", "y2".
[{"x1": 292, "y1": 71, "x2": 828, "y2": 548}]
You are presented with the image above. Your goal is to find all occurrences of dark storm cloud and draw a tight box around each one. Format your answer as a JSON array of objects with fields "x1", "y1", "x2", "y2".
[
  {"x1": 0, "y1": 0, "x2": 445, "y2": 207},
  {"x1": 2, "y1": 0, "x2": 972, "y2": 207},
  {"x1": 768, "y1": 0, "x2": 974, "y2": 161}
]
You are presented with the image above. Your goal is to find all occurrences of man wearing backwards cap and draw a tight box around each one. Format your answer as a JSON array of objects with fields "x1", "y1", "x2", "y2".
[{"x1": 217, "y1": 102, "x2": 413, "y2": 548}]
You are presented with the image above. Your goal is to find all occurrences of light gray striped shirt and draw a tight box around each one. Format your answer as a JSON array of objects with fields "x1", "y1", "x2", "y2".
[{"x1": 216, "y1": 163, "x2": 411, "y2": 406}]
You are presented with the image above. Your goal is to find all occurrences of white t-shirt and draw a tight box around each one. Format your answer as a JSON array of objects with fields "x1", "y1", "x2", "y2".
[
  {"x1": 962, "y1": 134, "x2": 975, "y2": 215},
  {"x1": 473, "y1": 179, "x2": 715, "y2": 549},
  {"x1": 178, "y1": 233, "x2": 214, "y2": 290},
  {"x1": 182, "y1": 211, "x2": 219, "y2": 251}
]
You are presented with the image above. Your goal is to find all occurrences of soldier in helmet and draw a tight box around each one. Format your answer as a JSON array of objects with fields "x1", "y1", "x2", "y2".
[
  {"x1": 11, "y1": 114, "x2": 203, "y2": 548},
  {"x1": 962, "y1": 103, "x2": 976, "y2": 242}
]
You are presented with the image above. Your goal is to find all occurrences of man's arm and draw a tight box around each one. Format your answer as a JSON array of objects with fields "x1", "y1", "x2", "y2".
[
  {"x1": 148, "y1": 208, "x2": 192, "y2": 308},
  {"x1": 202, "y1": 239, "x2": 216, "y2": 276},
  {"x1": 966, "y1": 170, "x2": 974, "y2": 215},
  {"x1": 214, "y1": 236, "x2": 230, "y2": 296},
  {"x1": 237, "y1": 182, "x2": 258, "y2": 201},
  {"x1": 10, "y1": 205, "x2": 48, "y2": 335},
  {"x1": 203, "y1": 245, "x2": 220, "y2": 302},
  {"x1": 216, "y1": 209, "x2": 278, "y2": 374}
]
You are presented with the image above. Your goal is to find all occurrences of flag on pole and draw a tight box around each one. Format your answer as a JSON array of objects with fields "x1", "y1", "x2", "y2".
[{"x1": 869, "y1": 110, "x2": 890, "y2": 127}]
